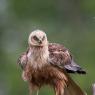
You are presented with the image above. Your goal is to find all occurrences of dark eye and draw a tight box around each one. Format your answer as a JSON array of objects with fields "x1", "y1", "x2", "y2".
[
  {"x1": 33, "y1": 36, "x2": 39, "y2": 41},
  {"x1": 42, "y1": 36, "x2": 45, "y2": 41}
]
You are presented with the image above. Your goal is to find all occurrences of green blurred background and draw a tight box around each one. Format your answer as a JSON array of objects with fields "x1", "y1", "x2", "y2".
[{"x1": 0, "y1": 0, "x2": 95, "y2": 95}]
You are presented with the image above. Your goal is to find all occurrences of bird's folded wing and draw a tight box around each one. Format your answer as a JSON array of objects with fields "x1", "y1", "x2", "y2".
[
  {"x1": 17, "y1": 48, "x2": 29, "y2": 70},
  {"x1": 48, "y1": 43, "x2": 86, "y2": 74}
]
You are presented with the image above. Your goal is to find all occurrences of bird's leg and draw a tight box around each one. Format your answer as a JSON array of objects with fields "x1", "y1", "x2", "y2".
[
  {"x1": 29, "y1": 83, "x2": 35, "y2": 95},
  {"x1": 29, "y1": 90, "x2": 32, "y2": 95},
  {"x1": 29, "y1": 88, "x2": 39, "y2": 95},
  {"x1": 36, "y1": 90, "x2": 39, "y2": 95},
  {"x1": 54, "y1": 81, "x2": 65, "y2": 95},
  {"x1": 55, "y1": 87, "x2": 64, "y2": 95},
  {"x1": 29, "y1": 85, "x2": 33, "y2": 95},
  {"x1": 54, "y1": 87, "x2": 64, "y2": 95},
  {"x1": 29, "y1": 83, "x2": 39, "y2": 95}
]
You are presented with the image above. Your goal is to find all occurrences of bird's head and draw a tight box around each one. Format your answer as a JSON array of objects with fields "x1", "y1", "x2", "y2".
[{"x1": 28, "y1": 30, "x2": 48, "y2": 47}]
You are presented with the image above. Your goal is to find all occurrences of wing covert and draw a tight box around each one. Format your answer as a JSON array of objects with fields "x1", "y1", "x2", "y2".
[
  {"x1": 48, "y1": 43, "x2": 86, "y2": 74},
  {"x1": 17, "y1": 48, "x2": 29, "y2": 70}
]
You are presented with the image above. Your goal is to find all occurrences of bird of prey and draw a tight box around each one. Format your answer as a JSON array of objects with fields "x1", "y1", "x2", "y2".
[{"x1": 18, "y1": 30, "x2": 86, "y2": 95}]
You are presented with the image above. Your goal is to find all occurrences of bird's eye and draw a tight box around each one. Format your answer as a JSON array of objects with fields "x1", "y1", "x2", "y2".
[
  {"x1": 33, "y1": 36, "x2": 39, "y2": 41},
  {"x1": 42, "y1": 36, "x2": 45, "y2": 41}
]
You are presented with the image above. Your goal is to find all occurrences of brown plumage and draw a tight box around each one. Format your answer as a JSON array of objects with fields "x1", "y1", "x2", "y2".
[{"x1": 17, "y1": 30, "x2": 86, "y2": 95}]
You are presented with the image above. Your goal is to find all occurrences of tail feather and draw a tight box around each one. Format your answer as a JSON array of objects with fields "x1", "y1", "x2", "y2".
[{"x1": 64, "y1": 76, "x2": 86, "y2": 95}]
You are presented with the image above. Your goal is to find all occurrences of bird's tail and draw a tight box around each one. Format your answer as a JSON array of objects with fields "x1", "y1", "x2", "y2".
[{"x1": 64, "y1": 75, "x2": 86, "y2": 95}]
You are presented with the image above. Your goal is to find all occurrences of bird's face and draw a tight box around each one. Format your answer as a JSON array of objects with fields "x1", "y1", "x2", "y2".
[{"x1": 28, "y1": 30, "x2": 48, "y2": 47}]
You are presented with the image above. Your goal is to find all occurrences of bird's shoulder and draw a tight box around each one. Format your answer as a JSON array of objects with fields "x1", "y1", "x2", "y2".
[
  {"x1": 17, "y1": 47, "x2": 30, "y2": 70},
  {"x1": 48, "y1": 43, "x2": 67, "y2": 53},
  {"x1": 48, "y1": 43, "x2": 71, "y2": 65},
  {"x1": 48, "y1": 43, "x2": 86, "y2": 74}
]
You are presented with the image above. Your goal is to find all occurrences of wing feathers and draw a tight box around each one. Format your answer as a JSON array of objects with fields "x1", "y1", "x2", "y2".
[
  {"x1": 17, "y1": 48, "x2": 29, "y2": 70},
  {"x1": 49, "y1": 43, "x2": 86, "y2": 74},
  {"x1": 64, "y1": 60, "x2": 86, "y2": 74},
  {"x1": 18, "y1": 43, "x2": 86, "y2": 74}
]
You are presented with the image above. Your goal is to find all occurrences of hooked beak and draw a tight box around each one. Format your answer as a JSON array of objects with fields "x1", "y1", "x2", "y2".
[{"x1": 38, "y1": 40, "x2": 42, "y2": 44}]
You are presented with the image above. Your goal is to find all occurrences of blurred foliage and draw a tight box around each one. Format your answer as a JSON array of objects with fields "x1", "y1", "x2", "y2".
[{"x1": 0, "y1": 0, "x2": 95, "y2": 95}]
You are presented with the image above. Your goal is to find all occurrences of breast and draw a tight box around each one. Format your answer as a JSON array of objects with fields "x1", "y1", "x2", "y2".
[
  {"x1": 28, "y1": 53, "x2": 48, "y2": 69},
  {"x1": 25, "y1": 64, "x2": 68, "y2": 88}
]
